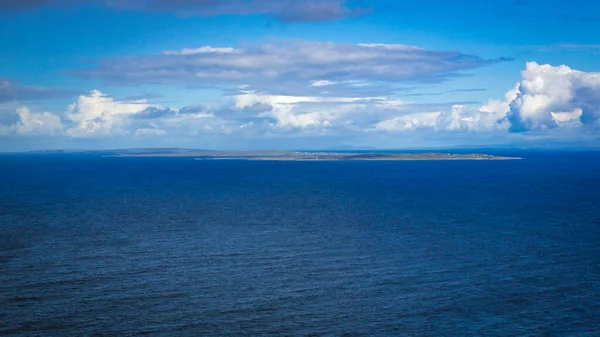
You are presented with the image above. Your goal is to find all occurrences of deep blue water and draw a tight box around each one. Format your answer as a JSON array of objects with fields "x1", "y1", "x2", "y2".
[{"x1": 1, "y1": 152, "x2": 599, "y2": 336}]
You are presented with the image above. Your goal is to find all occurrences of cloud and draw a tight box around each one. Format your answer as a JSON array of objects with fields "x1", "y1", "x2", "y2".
[
  {"x1": 163, "y1": 47, "x2": 240, "y2": 55},
  {"x1": 0, "y1": 106, "x2": 63, "y2": 136},
  {"x1": 134, "y1": 106, "x2": 178, "y2": 119},
  {"x1": 67, "y1": 41, "x2": 503, "y2": 92},
  {"x1": 507, "y1": 62, "x2": 600, "y2": 131},
  {"x1": 27, "y1": 90, "x2": 221, "y2": 138},
  {"x1": 311, "y1": 80, "x2": 340, "y2": 87},
  {"x1": 179, "y1": 105, "x2": 207, "y2": 115},
  {"x1": 3, "y1": 62, "x2": 600, "y2": 149},
  {"x1": 119, "y1": 93, "x2": 165, "y2": 102},
  {"x1": 230, "y1": 88, "x2": 503, "y2": 133},
  {"x1": 135, "y1": 123, "x2": 166, "y2": 137},
  {"x1": 551, "y1": 44, "x2": 600, "y2": 50},
  {"x1": 112, "y1": 0, "x2": 367, "y2": 22},
  {"x1": 0, "y1": 79, "x2": 80, "y2": 103},
  {"x1": 60, "y1": 90, "x2": 217, "y2": 137},
  {"x1": 0, "y1": 0, "x2": 55, "y2": 10},
  {"x1": 402, "y1": 88, "x2": 488, "y2": 97},
  {"x1": 373, "y1": 112, "x2": 441, "y2": 132},
  {"x1": 232, "y1": 91, "x2": 393, "y2": 129},
  {"x1": 64, "y1": 90, "x2": 150, "y2": 137},
  {"x1": 1, "y1": 0, "x2": 365, "y2": 22},
  {"x1": 371, "y1": 104, "x2": 510, "y2": 133}
]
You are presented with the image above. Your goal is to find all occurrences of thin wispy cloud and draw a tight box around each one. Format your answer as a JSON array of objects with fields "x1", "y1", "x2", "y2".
[
  {"x1": 0, "y1": 0, "x2": 367, "y2": 22},
  {"x1": 0, "y1": 79, "x2": 81, "y2": 103}
]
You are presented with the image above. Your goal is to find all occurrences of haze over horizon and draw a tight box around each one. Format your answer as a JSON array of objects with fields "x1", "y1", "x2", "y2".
[{"x1": 2, "y1": 0, "x2": 600, "y2": 151}]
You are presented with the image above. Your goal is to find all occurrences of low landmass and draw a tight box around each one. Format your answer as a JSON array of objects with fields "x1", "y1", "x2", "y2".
[
  {"x1": 193, "y1": 152, "x2": 521, "y2": 161},
  {"x1": 30, "y1": 148, "x2": 522, "y2": 160}
]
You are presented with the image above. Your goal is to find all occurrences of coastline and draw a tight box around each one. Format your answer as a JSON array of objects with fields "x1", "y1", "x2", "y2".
[{"x1": 105, "y1": 151, "x2": 521, "y2": 161}]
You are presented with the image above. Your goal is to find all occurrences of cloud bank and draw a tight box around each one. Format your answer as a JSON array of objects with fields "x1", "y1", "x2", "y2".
[
  {"x1": 67, "y1": 41, "x2": 503, "y2": 96},
  {"x1": 2, "y1": 63, "x2": 599, "y2": 148}
]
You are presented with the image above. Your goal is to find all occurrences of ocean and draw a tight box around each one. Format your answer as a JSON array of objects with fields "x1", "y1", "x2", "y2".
[{"x1": 1, "y1": 151, "x2": 599, "y2": 336}]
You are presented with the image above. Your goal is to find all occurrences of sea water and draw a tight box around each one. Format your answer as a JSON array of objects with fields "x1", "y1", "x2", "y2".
[{"x1": 1, "y1": 151, "x2": 599, "y2": 335}]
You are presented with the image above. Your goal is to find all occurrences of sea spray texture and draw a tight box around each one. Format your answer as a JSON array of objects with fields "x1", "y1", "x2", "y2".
[{"x1": 0, "y1": 152, "x2": 599, "y2": 335}]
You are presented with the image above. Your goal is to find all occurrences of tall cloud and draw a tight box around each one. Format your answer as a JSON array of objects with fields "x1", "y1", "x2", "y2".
[
  {"x1": 507, "y1": 62, "x2": 600, "y2": 131},
  {"x1": 65, "y1": 90, "x2": 151, "y2": 137}
]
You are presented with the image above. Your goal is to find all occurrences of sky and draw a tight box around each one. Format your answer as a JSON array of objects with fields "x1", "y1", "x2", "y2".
[{"x1": 1, "y1": 0, "x2": 600, "y2": 151}]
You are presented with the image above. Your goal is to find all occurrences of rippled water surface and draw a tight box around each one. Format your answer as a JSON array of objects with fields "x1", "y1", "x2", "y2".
[{"x1": 1, "y1": 152, "x2": 599, "y2": 336}]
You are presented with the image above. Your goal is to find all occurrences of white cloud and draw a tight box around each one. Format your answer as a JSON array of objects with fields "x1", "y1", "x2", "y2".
[
  {"x1": 309, "y1": 79, "x2": 369, "y2": 89},
  {"x1": 507, "y1": 62, "x2": 600, "y2": 131},
  {"x1": 551, "y1": 108, "x2": 583, "y2": 123},
  {"x1": 3, "y1": 62, "x2": 600, "y2": 149},
  {"x1": 480, "y1": 83, "x2": 520, "y2": 117},
  {"x1": 310, "y1": 80, "x2": 338, "y2": 87},
  {"x1": 374, "y1": 112, "x2": 441, "y2": 132},
  {"x1": 65, "y1": 90, "x2": 150, "y2": 138},
  {"x1": 59, "y1": 90, "x2": 218, "y2": 138},
  {"x1": 135, "y1": 123, "x2": 167, "y2": 137},
  {"x1": 231, "y1": 63, "x2": 600, "y2": 135},
  {"x1": 0, "y1": 106, "x2": 63, "y2": 136},
  {"x1": 230, "y1": 88, "x2": 513, "y2": 134},
  {"x1": 233, "y1": 91, "x2": 400, "y2": 129},
  {"x1": 105, "y1": 0, "x2": 362, "y2": 22},
  {"x1": 163, "y1": 46, "x2": 239, "y2": 55}
]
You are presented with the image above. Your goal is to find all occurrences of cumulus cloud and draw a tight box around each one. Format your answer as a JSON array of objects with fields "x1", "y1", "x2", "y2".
[
  {"x1": 64, "y1": 90, "x2": 151, "y2": 137},
  {"x1": 67, "y1": 41, "x2": 502, "y2": 91},
  {"x1": 366, "y1": 63, "x2": 600, "y2": 135},
  {"x1": 232, "y1": 91, "x2": 394, "y2": 129},
  {"x1": 1, "y1": 0, "x2": 365, "y2": 22},
  {"x1": 371, "y1": 104, "x2": 510, "y2": 133},
  {"x1": 0, "y1": 107, "x2": 63, "y2": 136},
  {"x1": 507, "y1": 62, "x2": 600, "y2": 131},
  {"x1": 230, "y1": 89, "x2": 506, "y2": 133},
  {"x1": 0, "y1": 79, "x2": 80, "y2": 103},
  {"x1": 61, "y1": 90, "x2": 223, "y2": 138},
  {"x1": 373, "y1": 112, "x2": 440, "y2": 132}
]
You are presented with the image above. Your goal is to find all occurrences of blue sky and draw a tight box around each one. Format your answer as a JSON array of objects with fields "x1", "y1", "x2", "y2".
[{"x1": 1, "y1": 0, "x2": 600, "y2": 150}]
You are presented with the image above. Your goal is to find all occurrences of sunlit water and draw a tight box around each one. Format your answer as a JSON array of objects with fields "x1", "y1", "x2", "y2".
[{"x1": 1, "y1": 152, "x2": 599, "y2": 336}]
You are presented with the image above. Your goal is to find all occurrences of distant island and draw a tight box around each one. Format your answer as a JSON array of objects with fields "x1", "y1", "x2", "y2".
[
  {"x1": 191, "y1": 152, "x2": 521, "y2": 161},
  {"x1": 26, "y1": 148, "x2": 521, "y2": 161}
]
